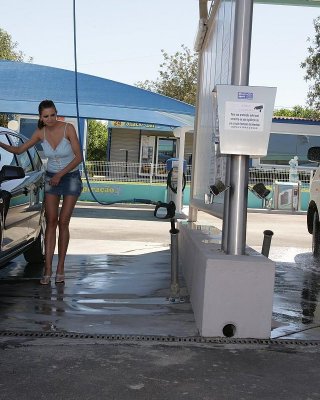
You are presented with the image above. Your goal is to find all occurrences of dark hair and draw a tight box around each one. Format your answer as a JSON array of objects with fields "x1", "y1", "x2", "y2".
[{"x1": 38, "y1": 99, "x2": 57, "y2": 129}]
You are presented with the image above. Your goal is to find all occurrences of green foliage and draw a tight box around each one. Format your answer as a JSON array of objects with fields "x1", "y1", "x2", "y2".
[
  {"x1": 0, "y1": 114, "x2": 8, "y2": 128},
  {"x1": 0, "y1": 28, "x2": 32, "y2": 127},
  {"x1": 301, "y1": 17, "x2": 320, "y2": 109},
  {"x1": 273, "y1": 105, "x2": 320, "y2": 119},
  {"x1": 87, "y1": 120, "x2": 108, "y2": 161},
  {"x1": 136, "y1": 45, "x2": 198, "y2": 105},
  {"x1": 0, "y1": 28, "x2": 32, "y2": 62}
]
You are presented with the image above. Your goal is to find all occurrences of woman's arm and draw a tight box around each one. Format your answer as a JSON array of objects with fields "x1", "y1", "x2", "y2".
[{"x1": 0, "y1": 130, "x2": 42, "y2": 154}]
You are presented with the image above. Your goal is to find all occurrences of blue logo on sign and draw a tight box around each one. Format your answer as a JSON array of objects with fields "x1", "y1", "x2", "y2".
[{"x1": 238, "y1": 92, "x2": 253, "y2": 100}]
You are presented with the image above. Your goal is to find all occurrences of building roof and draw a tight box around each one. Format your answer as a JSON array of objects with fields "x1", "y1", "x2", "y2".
[
  {"x1": 0, "y1": 61, "x2": 195, "y2": 128},
  {"x1": 273, "y1": 115, "x2": 320, "y2": 125},
  {"x1": 255, "y1": 0, "x2": 320, "y2": 6}
]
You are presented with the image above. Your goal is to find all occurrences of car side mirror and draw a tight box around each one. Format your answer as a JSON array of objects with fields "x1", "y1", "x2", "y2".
[
  {"x1": 308, "y1": 147, "x2": 320, "y2": 163},
  {"x1": 0, "y1": 165, "x2": 25, "y2": 183}
]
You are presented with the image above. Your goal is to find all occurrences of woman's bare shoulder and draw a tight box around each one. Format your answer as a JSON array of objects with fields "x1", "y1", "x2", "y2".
[
  {"x1": 32, "y1": 128, "x2": 44, "y2": 140},
  {"x1": 65, "y1": 122, "x2": 77, "y2": 137}
]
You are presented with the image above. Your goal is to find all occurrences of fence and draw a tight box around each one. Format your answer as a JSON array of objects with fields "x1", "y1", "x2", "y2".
[
  {"x1": 248, "y1": 166, "x2": 315, "y2": 186},
  {"x1": 82, "y1": 161, "x2": 315, "y2": 187},
  {"x1": 83, "y1": 161, "x2": 193, "y2": 184}
]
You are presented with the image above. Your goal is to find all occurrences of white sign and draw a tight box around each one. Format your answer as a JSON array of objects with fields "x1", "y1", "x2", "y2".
[
  {"x1": 225, "y1": 102, "x2": 264, "y2": 132},
  {"x1": 216, "y1": 85, "x2": 277, "y2": 156}
]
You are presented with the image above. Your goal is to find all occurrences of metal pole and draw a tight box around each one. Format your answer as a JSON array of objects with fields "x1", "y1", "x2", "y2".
[
  {"x1": 227, "y1": 155, "x2": 249, "y2": 254},
  {"x1": 170, "y1": 219, "x2": 180, "y2": 298},
  {"x1": 221, "y1": 155, "x2": 230, "y2": 252},
  {"x1": 120, "y1": 148, "x2": 129, "y2": 177},
  {"x1": 125, "y1": 150, "x2": 128, "y2": 177},
  {"x1": 174, "y1": 126, "x2": 192, "y2": 215},
  {"x1": 226, "y1": 0, "x2": 253, "y2": 255},
  {"x1": 176, "y1": 129, "x2": 186, "y2": 214},
  {"x1": 150, "y1": 163, "x2": 154, "y2": 185},
  {"x1": 261, "y1": 230, "x2": 274, "y2": 258}
]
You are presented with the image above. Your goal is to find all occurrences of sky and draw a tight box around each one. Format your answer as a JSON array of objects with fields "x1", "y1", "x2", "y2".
[{"x1": 1, "y1": 0, "x2": 320, "y2": 109}]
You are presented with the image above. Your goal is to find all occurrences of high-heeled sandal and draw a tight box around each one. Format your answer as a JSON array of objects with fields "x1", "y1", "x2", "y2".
[
  {"x1": 40, "y1": 275, "x2": 51, "y2": 285},
  {"x1": 55, "y1": 274, "x2": 65, "y2": 284}
]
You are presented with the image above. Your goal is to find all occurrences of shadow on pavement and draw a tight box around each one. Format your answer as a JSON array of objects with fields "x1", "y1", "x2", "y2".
[{"x1": 72, "y1": 205, "x2": 170, "y2": 222}]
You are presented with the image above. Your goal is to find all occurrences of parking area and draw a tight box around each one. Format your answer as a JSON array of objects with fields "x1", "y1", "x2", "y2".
[{"x1": 0, "y1": 203, "x2": 319, "y2": 341}]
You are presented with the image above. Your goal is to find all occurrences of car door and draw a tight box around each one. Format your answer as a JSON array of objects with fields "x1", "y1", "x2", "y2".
[
  {"x1": 0, "y1": 133, "x2": 30, "y2": 252},
  {"x1": 15, "y1": 141, "x2": 44, "y2": 239}
]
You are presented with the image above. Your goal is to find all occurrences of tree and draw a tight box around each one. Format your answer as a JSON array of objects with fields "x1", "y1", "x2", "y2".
[
  {"x1": 86, "y1": 120, "x2": 108, "y2": 161},
  {"x1": 274, "y1": 105, "x2": 320, "y2": 119},
  {"x1": 301, "y1": 17, "x2": 320, "y2": 109},
  {"x1": 0, "y1": 28, "x2": 32, "y2": 62},
  {"x1": 136, "y1": 44, "x2": 198, "y2": 105},
  {"x1": 0, "y1": 28, "x2": 32, "y2": 127}
]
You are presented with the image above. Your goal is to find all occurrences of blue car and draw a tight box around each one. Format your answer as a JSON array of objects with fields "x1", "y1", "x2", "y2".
[{"x1": 0, "y1": 127, "x2": 45, "y2": 266}]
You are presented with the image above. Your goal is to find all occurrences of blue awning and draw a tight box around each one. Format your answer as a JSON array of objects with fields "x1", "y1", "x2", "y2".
[{"x1": 0, "y1": 61, "x2": 195, "y2": 128}]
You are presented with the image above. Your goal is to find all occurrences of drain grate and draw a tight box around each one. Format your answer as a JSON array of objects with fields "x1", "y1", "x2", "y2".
[{"x1": 1, "y1": 330, "x2": 320, "y2": 346}]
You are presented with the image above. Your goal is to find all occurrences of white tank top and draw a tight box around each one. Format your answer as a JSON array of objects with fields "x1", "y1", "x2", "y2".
[{"x1": 42, "y1": 123, "x2": 77, "y2": 173}]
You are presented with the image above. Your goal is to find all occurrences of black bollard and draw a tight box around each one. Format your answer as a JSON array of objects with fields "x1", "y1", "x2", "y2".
[
  {"x1": 261, "y1": 230, "x2": 274, "y2": 258},
  {"x1": 170, "y1": 218, "x2": 180, "y2": 299}
]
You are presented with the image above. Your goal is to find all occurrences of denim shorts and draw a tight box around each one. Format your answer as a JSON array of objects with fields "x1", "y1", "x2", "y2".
[{"x1": 45, "y1": 170, "x2": 83, "y2": 197}]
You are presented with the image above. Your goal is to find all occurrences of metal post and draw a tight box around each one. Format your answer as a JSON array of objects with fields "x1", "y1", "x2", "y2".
[
  {"x1": 174, "y1": 126, "x2": 192, "y2": 215},
  {"x1": 261, "y1": 230, "x2": 274, "y2": 258},
  {"x1": 107, "y1": 128, "x2": 112, "y2": 162},
  {"x1": 176, "y1": 129, "x2": 185, "y2": 214},
  {"x1": 150, "y1": 163, "x2": 154, "y2": 184},
  {"x1": 170, "y1": 218, "x2": 180, "y2": 299},
  {"x1": 227, "y1": 155, "x2": 249, "y2": 254},
  {"x1": 120, "y1": 148, "x2": 129, "y2": 177},
  {"x1": 221, "y1": 155, "x2": 231, "y2": 252},
  {"x1": 125, "y1": 150, "x2": 128, "y2": 177},
  {"x1": 225, "y1": 0, "x2": 254, "y2": 255},
  {"x1": 81, "y1": 118, "x2": 87, "y2": 162}
]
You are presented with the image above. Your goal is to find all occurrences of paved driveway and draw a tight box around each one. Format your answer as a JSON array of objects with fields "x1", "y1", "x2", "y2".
[
  {"x1": 0, "y1": 203, "x2": 319, "y2": 340},
  {"x1": 1, "y1": 204, "x2": 320, "y2": 400}
]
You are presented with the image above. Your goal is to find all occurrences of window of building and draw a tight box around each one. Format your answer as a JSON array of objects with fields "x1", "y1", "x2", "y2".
[
  {"x1": 156, "y1": 137, "x2": 177, "y2": 174},
  {"x1": 139, "y1": 135, "x2": 155, "y2": 175}
]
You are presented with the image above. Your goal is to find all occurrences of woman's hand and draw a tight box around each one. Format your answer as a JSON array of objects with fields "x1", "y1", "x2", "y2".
[{"x1": 49, "y1": 173, "x2": 62, "y2": 186}]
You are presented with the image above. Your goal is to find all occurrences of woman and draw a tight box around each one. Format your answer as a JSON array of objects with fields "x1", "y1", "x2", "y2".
[{"x1": 0, "y1": 100, "x2": 83, "y2": 285}]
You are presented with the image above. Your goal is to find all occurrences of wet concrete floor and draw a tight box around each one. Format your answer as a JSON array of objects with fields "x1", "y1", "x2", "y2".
[
  {"x1": 267, "y1": 247, "x2": 320, "y2": 340},
  {"x1": 0, "y1": 204, "x2": 319, "y2": 341},
  {"x1": 0, "y1": 251, "x2": 197, "y2": 336}
]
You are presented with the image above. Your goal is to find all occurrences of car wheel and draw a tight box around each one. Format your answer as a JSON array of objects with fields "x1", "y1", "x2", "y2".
[
  {"x1": 24, "y1": 219, "x2": 45, "y2": 264},
  {"x1": 312, "y1": 211, "x2": 320, "y2": 258}
]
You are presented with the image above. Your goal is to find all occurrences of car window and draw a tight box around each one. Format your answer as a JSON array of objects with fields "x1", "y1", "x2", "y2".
[
  {"x1": 8, "y1": 135, "x2": 33, "y2": 173},
  {"x1": 0, "y1": 132, "x2": 18, "y2": 168},
  {"x1": 28, "y1": 146, "x2": 42, "y2": 170}
]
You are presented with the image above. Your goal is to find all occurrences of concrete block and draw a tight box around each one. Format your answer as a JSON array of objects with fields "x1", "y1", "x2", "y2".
[{"x1": 179, "y1": 222, "x2": 275, "y2": 339}]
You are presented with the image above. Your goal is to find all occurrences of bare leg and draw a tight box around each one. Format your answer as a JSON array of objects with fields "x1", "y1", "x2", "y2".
[
  {"x1": 41, "y1": 194, "x2": 60, "y2": 282},
  {"x1": 56, "y1": 195, "x2": 78, "y2": 276}
]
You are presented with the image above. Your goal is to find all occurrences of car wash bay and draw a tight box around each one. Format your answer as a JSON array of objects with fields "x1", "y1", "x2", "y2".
[{"x1": 0, "y1": 203, "x2": 319, "y2": 341}]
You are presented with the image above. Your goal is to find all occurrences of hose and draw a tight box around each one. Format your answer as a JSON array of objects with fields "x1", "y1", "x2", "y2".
[
  {"x1": 166, "y1": 168, "x2": 186, "y2": 194},
  {"x1": 72, "y1": 0, "x2": 156, "y2": 206}
]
